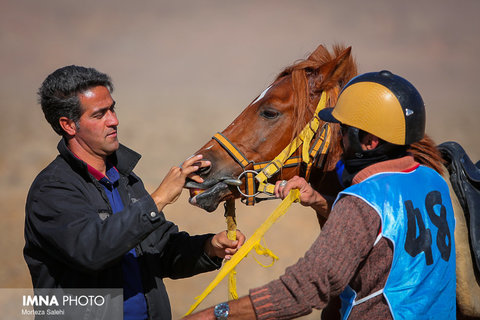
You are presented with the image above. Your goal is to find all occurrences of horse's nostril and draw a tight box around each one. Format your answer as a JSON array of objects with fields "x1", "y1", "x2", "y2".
[{"x1": 196, "y1": 164, "x2": 211, "y2": 176}]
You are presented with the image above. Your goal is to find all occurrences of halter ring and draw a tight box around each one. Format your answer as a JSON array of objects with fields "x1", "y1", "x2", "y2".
[{"x1": 236, "y1": 170, "x2": 261, "y2": 198}]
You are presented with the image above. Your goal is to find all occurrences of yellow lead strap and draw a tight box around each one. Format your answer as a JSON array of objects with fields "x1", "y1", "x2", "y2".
[
  {"x1": 224, "y1": 199, "x2": 238, "y2": 300},
  {"x1": 184, "y1": 189, "x2": 301, "y2": 316}
]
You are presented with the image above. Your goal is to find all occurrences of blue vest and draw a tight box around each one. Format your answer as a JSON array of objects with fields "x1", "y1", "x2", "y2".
[{"x1": 336, "y1": 165, "x2": 456, "y2": 319}]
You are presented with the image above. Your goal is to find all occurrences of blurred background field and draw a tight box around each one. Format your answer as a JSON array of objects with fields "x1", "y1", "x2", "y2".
[{"x1": 1, "y1": 1, "x2": 479, "y2": 319}]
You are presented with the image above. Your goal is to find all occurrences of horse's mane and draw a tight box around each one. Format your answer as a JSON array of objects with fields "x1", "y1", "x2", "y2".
[
  {"x1": 408, "y1": 135, "x2": 445, "y2": 174},
  {"x1": 274, "y1": 44, "x2": 445, "y2": 175}
]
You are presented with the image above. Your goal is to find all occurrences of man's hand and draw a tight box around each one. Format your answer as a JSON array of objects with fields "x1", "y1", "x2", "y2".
[
  {"x1": 274, "y1": 176, "x2": 332, "y2": 216},
  {"x1": 204, "y1": 230, "x2": 246, "y2": 260},
  {"x1": 151, "y1": 155, "x2": 211, "y2": 211}
]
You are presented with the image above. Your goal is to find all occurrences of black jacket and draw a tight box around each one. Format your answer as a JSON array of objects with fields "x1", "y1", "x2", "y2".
[{"x1": 24, "y1": 138, "x2": 221, "y2": 319}]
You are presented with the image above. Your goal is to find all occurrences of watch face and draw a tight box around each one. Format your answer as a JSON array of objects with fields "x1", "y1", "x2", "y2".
[{"x1": 214, "y1": 302, "x2": 229, "y2": 319}]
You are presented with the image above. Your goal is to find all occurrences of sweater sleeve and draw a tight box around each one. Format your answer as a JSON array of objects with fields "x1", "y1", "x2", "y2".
[{"x1": 249, "y1": 196, "x2": 381, "y2": 319}]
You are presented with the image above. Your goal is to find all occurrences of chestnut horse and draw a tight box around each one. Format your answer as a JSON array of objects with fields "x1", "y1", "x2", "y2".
[{"x1": 186, "y1": 44, "x2": 479, "y2": 318}]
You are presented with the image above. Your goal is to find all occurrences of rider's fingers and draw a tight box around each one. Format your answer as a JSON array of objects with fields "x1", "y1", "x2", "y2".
[
  {"x1": 274, "y1": 180, "x2": 282, "y2": 198},
  {"x1": 282, "y1": 185, "x2": 293, "y2": 199},
  {"x1": 280, "y1": 182, "x2": 291, "y2": 199}
]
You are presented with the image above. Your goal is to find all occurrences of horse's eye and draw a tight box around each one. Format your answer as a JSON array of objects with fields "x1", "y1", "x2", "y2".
[{"x1": 260, "y1": 109, "x2": 280, "y2": 119}]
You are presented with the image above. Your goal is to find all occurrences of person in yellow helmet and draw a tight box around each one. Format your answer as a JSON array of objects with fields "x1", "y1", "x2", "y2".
[{"x1": 184, "y1": 70, "x2": 456, "y2": 320}]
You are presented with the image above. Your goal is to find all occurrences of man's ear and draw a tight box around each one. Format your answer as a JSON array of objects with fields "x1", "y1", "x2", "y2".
[
  {"x1": 59, "y1": 117, "x2": 77, "y2": 136},
  {"x1": 362, "y1": 133, "x2": 380, "y2": 150}
]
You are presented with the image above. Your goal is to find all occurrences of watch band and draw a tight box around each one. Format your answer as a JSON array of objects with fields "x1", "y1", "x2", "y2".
[{"x1": 213, "y1": 302, "x2": 229, "y2": 320}]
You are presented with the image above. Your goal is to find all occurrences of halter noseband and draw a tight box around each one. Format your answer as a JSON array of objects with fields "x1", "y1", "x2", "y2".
[{"x1": 212, "y1": 91, "x2": 332, "y2": 205}]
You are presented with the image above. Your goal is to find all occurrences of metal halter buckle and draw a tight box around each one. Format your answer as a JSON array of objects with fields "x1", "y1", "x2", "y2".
[{"x1": 236, "y1": 170, "x2": 260, "y2": 198}]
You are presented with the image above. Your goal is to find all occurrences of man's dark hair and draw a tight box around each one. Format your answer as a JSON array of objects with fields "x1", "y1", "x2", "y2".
[{"x1": 38, "y1": 65, "x2": 114, "y2": 136}]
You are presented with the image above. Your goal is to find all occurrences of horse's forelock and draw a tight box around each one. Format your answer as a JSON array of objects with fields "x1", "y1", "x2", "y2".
[
  {"x1": 272, "y1": 45, "x2": 355, "y2": 170},
  {"x1": 275, "y1": 45, "x2": 355, "y2": 132}
]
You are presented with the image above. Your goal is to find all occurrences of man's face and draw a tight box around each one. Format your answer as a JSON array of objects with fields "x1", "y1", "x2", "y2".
[
  {"x1": 75, "y1": 85, "x2": 119, "y2": 158},
  {"x1": 340, "y1": 124, "x2": 379, "y2": 161}
]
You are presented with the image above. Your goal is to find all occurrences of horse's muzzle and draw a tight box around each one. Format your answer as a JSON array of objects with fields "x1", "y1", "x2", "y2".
[{"x1": 187, "y1": 180, "x2": 232, "y2": 212}]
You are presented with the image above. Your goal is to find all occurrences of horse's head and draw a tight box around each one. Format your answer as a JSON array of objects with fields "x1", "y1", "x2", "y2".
[{"x1": 186, "y1": 45, "x2": 357, "y2": 212}]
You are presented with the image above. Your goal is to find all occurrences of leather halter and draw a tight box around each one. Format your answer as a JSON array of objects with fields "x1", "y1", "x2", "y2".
[{"x1": 212, "y1": 91, "x2": 332, "y2": 205}]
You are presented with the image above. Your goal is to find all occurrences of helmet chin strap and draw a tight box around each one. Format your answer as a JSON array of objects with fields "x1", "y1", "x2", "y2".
[{"x1": 344, "y1": 126, "x2": 365, "y2": 159}]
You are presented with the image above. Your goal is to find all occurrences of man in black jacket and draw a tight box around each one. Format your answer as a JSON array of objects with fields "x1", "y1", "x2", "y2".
[{"x1": 24, "y1": 65, "x2": 245, "y2": 320}]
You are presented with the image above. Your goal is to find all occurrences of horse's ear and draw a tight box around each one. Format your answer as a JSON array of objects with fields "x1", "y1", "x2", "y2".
[
  {"x1": 307, "y1": 44, "x2": 328, "y2": 61},
  {"x1": 315, "y1": 46, "x2": 355, "y2": 90}
]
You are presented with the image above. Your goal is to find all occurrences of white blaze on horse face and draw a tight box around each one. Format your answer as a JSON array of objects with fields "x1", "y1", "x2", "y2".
[{"x1": 252, "y1": 85, "x2": 272, "y2": 105}]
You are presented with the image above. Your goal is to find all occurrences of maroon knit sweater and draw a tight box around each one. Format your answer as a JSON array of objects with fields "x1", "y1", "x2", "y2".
[{"x1": 249, "y1": 156, "x2": 420, "y2": 320}]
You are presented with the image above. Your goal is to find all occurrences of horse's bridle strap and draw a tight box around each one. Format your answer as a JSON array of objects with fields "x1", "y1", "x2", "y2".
[
  {"x1": 213, "y1": 133, "x2": 251, "y2": 168},
  {"x1": 310, "y1": 124, "x2": 330, "y2": 159},
  {"x1": 253, "y1": 157, "x2": 302, "y2": 171},
  {"x1": 212, "y1": 132, "x2": 258, "y2": 205},
  {"x1": 304, "y1": 122, "x2": 332, "y2": 180}
]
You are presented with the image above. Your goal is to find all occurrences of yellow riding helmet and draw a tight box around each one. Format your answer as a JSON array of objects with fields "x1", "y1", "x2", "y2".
[{"x1": 319, "y1": 70, "x2": 425, "y2": 145}]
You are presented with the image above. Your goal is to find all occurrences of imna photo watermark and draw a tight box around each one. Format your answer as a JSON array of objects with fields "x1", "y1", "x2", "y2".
[
  {"x1": 22, "y1": 293, "x2": 106, "y2": 316},
  {"x1": 1, "y1": 288, "x2": 123, "y2": 319}
]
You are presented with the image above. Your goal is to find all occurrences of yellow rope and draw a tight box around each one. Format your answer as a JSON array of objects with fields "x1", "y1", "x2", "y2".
[
  {"x1": 184, "y1": 189, "x2": 300, "y2": 316},
  {"x1": 225, "y1": 199, "x2": 238, "y2": 300},
  {"x1": 251, "y1": 238, "x2": 278, "y2": 268}
]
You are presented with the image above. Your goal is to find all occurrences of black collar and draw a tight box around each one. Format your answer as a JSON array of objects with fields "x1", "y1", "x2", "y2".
[{"x1": 57, "y1": 137, "x2": 142, "y2": 178}]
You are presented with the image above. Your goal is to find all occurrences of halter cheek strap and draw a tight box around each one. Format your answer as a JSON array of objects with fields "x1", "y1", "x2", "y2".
[
  {"x1": 212, "y1": 133, "x2": 251, "y2": 168},
  {"x1": 212, "y1": 133, "x2": 258, "y2": 205}
]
